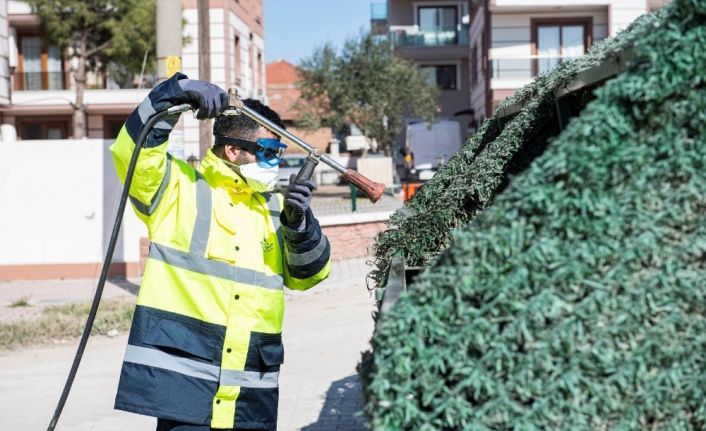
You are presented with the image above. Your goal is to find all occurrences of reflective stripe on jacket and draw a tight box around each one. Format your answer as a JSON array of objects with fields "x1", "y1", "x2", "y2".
[{"x1": 110, "y1": 122, "x2": 331, "y2": 429}]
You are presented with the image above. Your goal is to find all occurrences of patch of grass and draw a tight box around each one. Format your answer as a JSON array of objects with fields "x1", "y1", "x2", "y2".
[
  {"x1": 8, "y1": 297, "x2": 31, "y2": 308},
  {"x1": 0, "y1": 298, "x2": 135, "y2": 350}
]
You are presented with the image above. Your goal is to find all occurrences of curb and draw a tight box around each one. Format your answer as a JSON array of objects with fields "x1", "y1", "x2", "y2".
[{"x1": 318, "y1": 211, "x2": 393, "y2": 227}]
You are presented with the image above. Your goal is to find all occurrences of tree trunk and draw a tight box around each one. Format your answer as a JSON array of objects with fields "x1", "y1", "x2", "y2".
[
  {"x1": 72, "y1": 39, "x2": 87, "y2": 139},
  {"x1": 383, "y1": 144, "x2": 392, "y2": 157}
]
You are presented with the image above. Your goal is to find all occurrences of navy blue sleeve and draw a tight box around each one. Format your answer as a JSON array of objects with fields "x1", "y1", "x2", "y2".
[
  {"x1": 125, "y1": 73, "x2": 189, "y2": 148},
  {"x1": 280, "y1": 209, "x2": 331, "y2": 279}
]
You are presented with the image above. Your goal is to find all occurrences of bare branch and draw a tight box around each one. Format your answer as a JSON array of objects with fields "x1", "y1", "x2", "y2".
[{"x1": 85, "y1": 39, "x2": 112, "y2": 58}]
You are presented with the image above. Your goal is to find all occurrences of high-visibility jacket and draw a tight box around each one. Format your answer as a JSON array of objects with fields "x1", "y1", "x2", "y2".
[{"x1": 109, "y1": 122, "x2": 331, "y2": 429}]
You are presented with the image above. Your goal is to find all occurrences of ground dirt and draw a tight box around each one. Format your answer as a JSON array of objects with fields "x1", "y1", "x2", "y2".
[{"x1": 0, "y1": 259, "x2": 374, "y2": 431}]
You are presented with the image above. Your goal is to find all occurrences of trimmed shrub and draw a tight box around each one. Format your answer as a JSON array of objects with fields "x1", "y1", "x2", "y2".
[
  {"x1": 363, "y1": 0, "x2": 706, "y2": 429},
  {"x1": 369, "y1": 7, "x2": 647, "y2": 289}
]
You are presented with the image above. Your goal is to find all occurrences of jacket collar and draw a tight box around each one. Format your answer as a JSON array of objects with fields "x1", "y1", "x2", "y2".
[{"x1": 198, "y1": 149, "x2": 254, "y2": 195}]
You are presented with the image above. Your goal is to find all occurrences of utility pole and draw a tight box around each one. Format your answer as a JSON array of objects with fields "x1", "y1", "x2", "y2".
[
  {"x1": 156, "y1": 0, "x2": 182, "y2": 82},
  {"x1": 197, "y1": 0, "x2": 212, "y2": 158}
]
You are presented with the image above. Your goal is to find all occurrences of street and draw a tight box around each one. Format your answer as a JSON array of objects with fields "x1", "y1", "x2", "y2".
[{"x1": 0, "y1": 259, "x2": 374, "y2": 431}]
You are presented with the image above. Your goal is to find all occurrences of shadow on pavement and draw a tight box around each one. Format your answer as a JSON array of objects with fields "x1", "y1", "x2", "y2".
[
  {"x1": 109, "y1": 277, "x2": 140, "y2": 295},
  {"x1": 301, "y1": 374, "x2": 370, "y2": 431}
]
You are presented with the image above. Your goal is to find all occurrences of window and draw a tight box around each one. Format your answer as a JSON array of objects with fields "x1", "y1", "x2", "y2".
[
  {"x1": 532, "y1": 18, "x2": 591, "y2": 75},
  {"x1": 420, "y1": 64, "x2": 458, "y2": 90},
  {"x1": 104, "y1": 116, "x2": 128, "y2": 139},
  {"x1": 249, "y1": 36, "x2": 255, "y2": 90},
  {"x1": 16, "y1": 34, "x2": 65, "y2": 91},
  {"x1": 417, "y1": 5, "x2": 459, "y2": 45},
  {"x1": 47, "y1": 46, "x2": 63, "y2": 89},
  {"x1": 471, "y1": 44, "x2": 478, "y2": 87},
  {"x1": 234, "y1": 35, "x2": 241, "y2": 86},
  {"x1": 418, "y1": 6, "x2": 457, "y2": 32},
  {"x1": 257, "y1": 51, "x2": 262, "y2": 95},
  {"x1": 21, "y1": 36, "x2": 41, "y2": 90},
  {"x1": 17, "y1": 117, "x2": 70, "y2": 140}
]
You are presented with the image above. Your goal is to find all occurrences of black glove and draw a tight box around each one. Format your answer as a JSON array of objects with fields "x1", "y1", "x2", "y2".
[
  {"x1": 176, "y1": 78, "x2": 229, "y2": 120},
  {"x1": 283, "y1": 174, "x2": 314, "y2": 231}
]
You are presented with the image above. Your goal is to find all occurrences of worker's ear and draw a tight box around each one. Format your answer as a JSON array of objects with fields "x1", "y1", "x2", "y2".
[{"x1": 223, "y1": 145, "x2": 240, "y2": 162}]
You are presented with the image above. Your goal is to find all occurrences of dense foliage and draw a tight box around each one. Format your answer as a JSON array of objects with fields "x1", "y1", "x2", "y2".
[
  {"x1": 368, "y1": 13, "x2": 645, "y2": 289},
  {"x1": 28, "y1": 0, "x2": 156, "y2": 137},
  {"x1": 363, "y1": 0, "x2": 706, "y2": 429}
]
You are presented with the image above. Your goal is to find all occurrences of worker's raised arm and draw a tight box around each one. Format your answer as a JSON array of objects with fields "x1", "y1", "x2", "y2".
[{"x1": 109, "y1": 73, "x2": 228, "y2": 222}]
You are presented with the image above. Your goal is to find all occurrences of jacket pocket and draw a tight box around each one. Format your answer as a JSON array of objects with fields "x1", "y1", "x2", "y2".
[
  {"x1": 258, "y1": 334, "x2": 284, "y2": 368},
  {"x1": 144, "y1": 314, "x2": 219, "y2": 362},
  {"x1": 206, "y1": 203, "x2": 238, "y2": 264}
]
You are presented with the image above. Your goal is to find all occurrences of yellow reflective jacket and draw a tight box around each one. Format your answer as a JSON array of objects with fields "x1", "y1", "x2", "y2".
[{"x1": 110, "y1": 123, "x2": 330, "y2": 429}]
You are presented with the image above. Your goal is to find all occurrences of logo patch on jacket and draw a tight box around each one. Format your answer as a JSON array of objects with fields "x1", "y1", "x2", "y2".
[{"x1": 261, "y1": 238, "x2": 273, "y2": 253}]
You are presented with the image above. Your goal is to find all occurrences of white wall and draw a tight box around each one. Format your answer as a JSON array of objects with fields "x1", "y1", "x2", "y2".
[
  {"x1": 0, "y1": 139, "x2": 146, "y2": 266},
  {"x1": 609, "y1": 0, "x2": 648, "y2": 35}
]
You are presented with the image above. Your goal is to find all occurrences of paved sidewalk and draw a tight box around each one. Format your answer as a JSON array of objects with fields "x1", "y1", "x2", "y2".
[
  {"x1": 0, "y1": 259, "x2": 375, "y2": 431},
  {"x1": 311, "y1": 185, "x2": 402, "y2": 217}
]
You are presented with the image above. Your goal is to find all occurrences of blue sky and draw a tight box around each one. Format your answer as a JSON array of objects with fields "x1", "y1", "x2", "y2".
[{"x1": 264, "y1": 0, "x2": 379, "y2": 65}]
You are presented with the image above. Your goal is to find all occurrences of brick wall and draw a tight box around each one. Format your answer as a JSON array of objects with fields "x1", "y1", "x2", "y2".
[{"x1": 322, "y1": 221, "x2": 388, "y2": 261}]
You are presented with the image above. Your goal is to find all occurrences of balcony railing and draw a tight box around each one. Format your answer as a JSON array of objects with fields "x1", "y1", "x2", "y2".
[
  {"x1": 13, "y1": 71, "x2": 66, "y2": 91},
  {"x1": 390, "y1": 24, "x2": 469, "y2": 47},
  {"x1": 490, "y1": 54, "x2": 597, "y2": 79},
  {"x1": 370, "y1": 2, "x2": 387, "y2": 20}
]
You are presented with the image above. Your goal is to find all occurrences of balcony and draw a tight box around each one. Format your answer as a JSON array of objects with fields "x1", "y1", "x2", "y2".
[
  {"x1": 390, "y1": 24, "x2": 469, "y2": 47},
  {"x1": 489, "y1": 55, "x2": 577, "y2": 90},
  {"x1": 371, "y1": 2, "x2": 388, "y2": 37},
  {"x1": 8, "y1": 88, "x2": 150, "y2": 116},
  {"x1": 370, "y1": 2, "x2": 387, "y2": 20},
  {"x1": 490, "y1": 55, "x2": 575, "y2": 79},
  {"x1": 13, "y1": 71, "x2": 66, "y2": 91}
]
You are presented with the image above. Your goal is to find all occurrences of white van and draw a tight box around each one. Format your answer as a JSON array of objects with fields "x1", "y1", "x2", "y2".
[{"x1": 405, "y1": 119, "x2": 463, "y2": 172}]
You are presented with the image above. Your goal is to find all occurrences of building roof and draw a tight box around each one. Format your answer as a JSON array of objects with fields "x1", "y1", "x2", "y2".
[
  {"x1": 266, "y1": 59, "x2": 301, "y2": 121},
  {"x1": 266, "y1": 59, "x2": 299, "y2": 85}
]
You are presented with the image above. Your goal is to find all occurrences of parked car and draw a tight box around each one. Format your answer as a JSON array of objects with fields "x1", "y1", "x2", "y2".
[{"x1": 276, "y1": 154, "x2": 318, "y2": 190}]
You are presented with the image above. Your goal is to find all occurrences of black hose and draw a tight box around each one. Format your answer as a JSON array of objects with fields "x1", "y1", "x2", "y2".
[{"x1": 47, "y1": 108, "x2": 176, "y2": 431}]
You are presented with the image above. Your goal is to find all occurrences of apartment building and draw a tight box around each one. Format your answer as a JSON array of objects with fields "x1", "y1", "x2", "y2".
[
  {"x1": 469, "y1": 0, "x2": 671, "y2": 127},
  {"x1": 386, "y1": 0, "x2": 473, "y2": 137},
  {"x1": 180, "y1": 0, "x2": 266, "y2": 158},
  {"x1": 0, "y1": 0, "x2": 149, "y2": 141},
  {"x1": 0, "y1": 0, "x2": 265, "y2": 160}
]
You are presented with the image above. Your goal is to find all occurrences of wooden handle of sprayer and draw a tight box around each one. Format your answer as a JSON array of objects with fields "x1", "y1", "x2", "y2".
[{"x1": 343, "y1": 169, "x2": 385, "y2": 203}]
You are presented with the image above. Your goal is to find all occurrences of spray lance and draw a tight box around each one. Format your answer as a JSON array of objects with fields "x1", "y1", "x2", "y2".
[
  {"x1": 227, "y1": 88, "x2": 385, "y2": 195},
  {"x1": 46, "y1": 89, "x2": 385, "y2": 431}
]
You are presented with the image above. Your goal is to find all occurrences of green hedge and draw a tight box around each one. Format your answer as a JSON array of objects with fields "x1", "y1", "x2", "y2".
[
  {"x1": 363, "y1": 0, "x2": 706, "y2": 429},
  {"x1": 369, "y1": 6, "x2": 644, "y2": 289}
]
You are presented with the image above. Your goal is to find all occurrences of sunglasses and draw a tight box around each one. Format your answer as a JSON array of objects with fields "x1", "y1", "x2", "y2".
[{"x1": 214, "y1": 135, "x2": 288, "y2": 167}]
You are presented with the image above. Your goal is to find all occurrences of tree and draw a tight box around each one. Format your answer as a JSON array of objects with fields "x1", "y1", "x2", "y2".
[
  {"x1": 27, "y1": 0, "x2": 156, "y2": 138},
  {"x1": 296, "y1": 33, "x2": 438, "y2": 156}
]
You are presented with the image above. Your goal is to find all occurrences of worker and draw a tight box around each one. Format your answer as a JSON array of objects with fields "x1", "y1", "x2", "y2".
[{"x1": 109, "y1": 73, "x2": 331, "y2": 431}]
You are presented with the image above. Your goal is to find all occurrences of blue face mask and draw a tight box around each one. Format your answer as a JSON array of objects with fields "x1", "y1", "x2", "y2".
[{"x1": 214, "y1": 135, "x2": 287, "y2": 167}]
